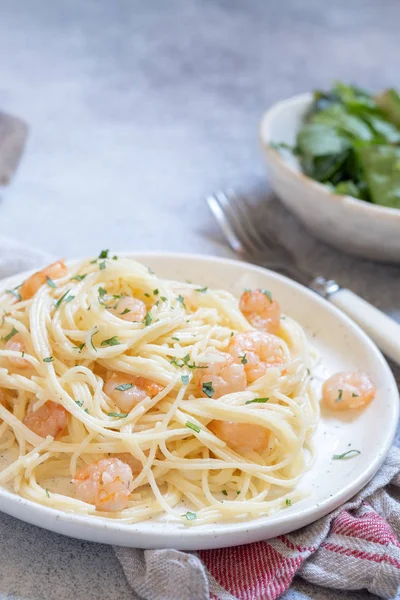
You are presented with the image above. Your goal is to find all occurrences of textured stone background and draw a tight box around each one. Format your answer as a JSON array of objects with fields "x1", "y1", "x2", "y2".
[{"x1": 0, "y1": 1, "x2": 399, "y2": 598}]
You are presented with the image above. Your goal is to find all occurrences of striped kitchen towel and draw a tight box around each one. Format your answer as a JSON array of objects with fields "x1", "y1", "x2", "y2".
[{"x1": 114, "y1": 446, "x2": 400, "y2": 600}]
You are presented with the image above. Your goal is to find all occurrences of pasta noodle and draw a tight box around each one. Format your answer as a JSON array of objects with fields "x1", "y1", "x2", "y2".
[{"x1": 0, "y1": 254, "x2": 319, "y2": 525}]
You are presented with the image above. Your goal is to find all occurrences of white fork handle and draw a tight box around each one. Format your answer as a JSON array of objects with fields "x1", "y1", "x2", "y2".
[
  {"x1": 309, "y1": 276, "x2": 400, "y2": 364},
  {"x1": 331, "y1": 289, "x2": 400, "y2": 363}
]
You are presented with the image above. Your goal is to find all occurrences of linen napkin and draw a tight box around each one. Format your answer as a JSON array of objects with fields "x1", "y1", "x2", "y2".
[{"x1": 1, "y1": 238, "x2": 399, "y2": 600}]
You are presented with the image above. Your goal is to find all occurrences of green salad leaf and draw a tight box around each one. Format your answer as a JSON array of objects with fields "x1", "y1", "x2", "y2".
[{"x1": 272, "y1": 81, "x2": 400, "y2": 208}]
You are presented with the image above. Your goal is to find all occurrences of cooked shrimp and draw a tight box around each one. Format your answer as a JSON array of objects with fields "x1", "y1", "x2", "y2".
[
  {"x1": 104, "y1": 373, "x2": 163, "y2": 413},
  {"x1": 239, "y1": 289, "x2": 281, "y2": 334},
  {"x1": 115, "y1": 452, "x2": 144, "y2": 475},
  {"x1": 5, "y1": 334, "x2": 30, "y2": 369},
  {"x1": 108, "y1": 296, "x2": 146, "y2": 322},
  {"x1": 198, "y1": 352, "x2": 246, "y2": 399},
  {"x1": 72, "y1": 457, "x2": 132, "y2": 511},
  {"x1": 209, "y1": 420, "x2": 269, "y2": 453},
  {"x1": 322, "y1": 372, "x2": 376, "y2": 411},
  {"x1": 228, "y1": 331, "x2": 283, "y2": 383},
  {"x1": 23, "y1": 400, "x2": 68, "y2": 438},
  {"x1": 19, "y1": 260, "x2": 68, "y2": 301}
]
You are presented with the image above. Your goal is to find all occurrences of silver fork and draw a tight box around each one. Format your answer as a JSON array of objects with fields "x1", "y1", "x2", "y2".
[{"x1": 207, "y1": 189, "x2": 400, "y2": 364}]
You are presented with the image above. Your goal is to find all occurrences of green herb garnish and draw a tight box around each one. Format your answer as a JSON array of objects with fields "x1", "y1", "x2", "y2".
[
  {"x1": 177, "y1": 294, "x2": 186, "y2": 308},
  {"x1": 185, "y1": 421, "x2": 201, "y2": 433},
  {"x1": 221, "y1": 490, "x2": 228, "y2": 496},
  {"x1": 6, "y1": 288, "x2": 21, "y2": 301},
  {"x1": 45, "y1": 489, "x2": 50, "y2": 498},
  {"x1": 171, "y1": 336, "x2": 180, "y2": 341},
  {"x1": 98, "y1": 287, "x2": 107, "y2": 298},
  {"x1": 108, "y1": 412, "x2": 128, "y2": 418},
  {"x1": 115, "y1": 383, "x2": 134, "y2": 391},
  {"x1": 195, "y1": 287, "x2": 208, "y2": 293},
  {"x1": 240, "y1": 354, "x2": 247, "y2": 365},
  {"x1": 202, "y1": 381, "x2": 214, "y2": 398},
  {"x1": 144, "y1": 293, "x2": 150, "y2": 298},
  {"x1": 72, "y1": 343, "x2": 85, "y2": 353},
  {"x1": 100, "y1": 336, "x2": 120, "y2": 347},
  {"x1": 144, "y1": 312, "x2": 152, "y2": 327},
  {"x1": 46, "y1": 276, "x2": 56, "y2": 288},
  {"x1": 90, "y1": 329, "x2": 99, "y2": 351},
  {"x1": 55, "y1": 289, "x2": 72, "y2": 309},
  {"x1": 335, "y1": 389, "x2": 343, "y2": 403},
  {"x1": 352, "y1": 393, "x2": 359, "y2": 397},
  {"x1": 333, "y1": 449, "x2": 361, "y2": 460},
  {"x1": 285, "y1": 498, "x2": 292, "y2": 506},
  {"x1": 3, "y1": 326, "x2": 19, "y2": 342},
  {"x1": 245, "y1": 397, "x2": 269, "y2": 404},
  {"x1": 181, "y1": 375, "x2": 190, "y2": 384},
  {"x1": 120, "y1": 308, "x2": 130, "y2": 315},
  {"x1": 261, "y1": 289, "x2": 273, "y2": 302},
  {"x1": 99, "y1": 261, "x2": 106, "y2": 271},
  {"x1": 160, "y1": 296, "x2": 167, "y2": 302},
  {"x1": 43, "y1": 356, "x2": 54, "y2": 363},
  {"x1": 71, "y1": 274, "x2": 87, "y2": 282},
  {"x1": 182, "y1": 511, "x2": 197, "y2": 521},
  {"x1": 75, "y1": 400, "x2": 84, "y2": 407},
  {"x1": 153, "y1": 289, "x2": 159, "y2": 295},
  {"x1": 98, "y1": 249, "x2": 109, "y2": 259}
]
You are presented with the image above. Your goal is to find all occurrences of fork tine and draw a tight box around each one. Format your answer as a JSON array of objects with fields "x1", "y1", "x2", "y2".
[
  {"x1": 215, "y1": 191, "x2": 264, "y2": 256},
  {"x1": 226, "y1": 190, "x2": 275, "y2": 254},
  {"x1": 206, "y1": 194, "x2": 245, "y2": 255},
  {"x1": 229, "y1": 191, "x2": 297, "y2": 264}
]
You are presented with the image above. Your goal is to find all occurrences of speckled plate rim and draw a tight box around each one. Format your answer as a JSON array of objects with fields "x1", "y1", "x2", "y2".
[{"x1": 0, "y1": 252, "x2": 397, "y2": 550}]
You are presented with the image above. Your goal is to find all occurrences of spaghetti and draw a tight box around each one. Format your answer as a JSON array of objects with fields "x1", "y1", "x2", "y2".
[{"x1": 0, "y1": 253, "x2": 319, "y2": 525}]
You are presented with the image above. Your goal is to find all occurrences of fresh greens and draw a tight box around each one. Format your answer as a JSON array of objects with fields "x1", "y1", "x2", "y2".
[{"x1": 273, "y1": 82, "x2": 400, "y2": 207}]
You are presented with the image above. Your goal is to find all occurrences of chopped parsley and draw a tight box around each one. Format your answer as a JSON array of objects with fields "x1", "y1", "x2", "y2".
[
  {"x1": 177, "y1": 294, "x2": 186, "y2": 308},
  {"x1": 120, "y1": 308, "x2": 130, "y2": 315},
  {"x1": 185, "y1": 421, "x2": 201, "y2": 433},
  {"x1": 230, "y1": 331, "x2": 234, "y2": 337},
  {"x1": 55, "y1": 289, "x2": 72, "y2": 309},
  {"x1": 98, "y1": 249, "x2": 109, "y2": 259},
  {"x1": 99, "y1": 261, "x2": 106, "y2": 271},
  {"x1": 46, "y1": 276, "x2": 56, "y2": 288},
  {"x1": 245, "y1": 397, "x2": 269, "y2": 404},
  {"x1": 3, "y1": 326, "x2": 19, "y2": 342},
  {"x1": 71, "y1": 274, "x2": 87, "y2": 282},
  {"x1": 153, "y1": 289, "x2": 159, "y2": 296},
  {"x1": 182, "y1": 511, "x2": 197, "y2": 521},
  {"x1": 98, "y1": 287, "x2": 107, "y2": 298},
  {"x1": 45, "y1": 488, "x2": 50, "y2": 499},
  {"x1": 240, "y1": 354, "x2": 247, "y2": 365},
  {"x1": 115, "y1": 383, "x2": 134, "y2": 391},
  {"x1": 144, "y1": 312, "x2": 152, "y2": 327},
  {"x1": 100, "y1": 336, "x2": 120, "y2": 347},
  {"x1": 72, "y1": 343, "x2": 85, "y2": 353},
  {"x1": 144, "y1": 293, "x2": 150, "y2": 298},
  {"x1": 333, "y1": 449, "x2": 361, "y2": 460},
  {"x1": 112, "y1": 255, "x2": 118, "y2": 260},
  {"x1": 260, "y1": 289, "x2": 273, "y2": 302},
  {"x1": 202, "y1": 381, "x2": 214, "y2": 398},
  {"x1": 171, "y1": 336, "x2": 180, "y2": 341},
  {"x1": 43, "y1": 356, "x2": 54, "y2": 363},
  {"x1": 285, "y1": 498, "x2": 292, "y2": 507},
  {"x1": 221, "y1": 489, "x2": 228, "y2": 496},
  {"x1": 6, "y1": 288, "x2": 21, "y2": 301},
  {"x1": 195, "y1": 287, "x2": 208, "y2": 293},
  {"x1": 75, "y1": 400, "x2": 84, "y2": 407},
  {"x1": 236, "y1": 491, "x2": 240, "y2": 495},
  {"x1": 170, "y1": 355, "x2": 206, "y2": 370},
  {"x1": 335, "y1": 389, "x2": 343, "y2": 403},
  {"x1": 108, "y1": 412, "x2": 128, "y2": 418},
  {"x1": 160, "y1": 296, "x2": 167, "y2": 302},
  {"x1": 90, "y1": 329, "x2": 99, "y2": 351},
  {"x1": 181, "y1": 375, "x2": 190, "y2": 384},
  {"x1": 21, "y1": 351, "x2": 25, "y2": 358},
  {"x1": 306, "y1": 368, "x2": 311, "y2": 375},
  {"x1": 352, "y1": 393, "x2": 359, "y2": 398}
]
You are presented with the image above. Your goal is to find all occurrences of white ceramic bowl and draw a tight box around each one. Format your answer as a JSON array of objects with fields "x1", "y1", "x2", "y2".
[
  {"x1": 0, "y1": 252, "x2": 398, "y2": 550},
  {"x1": 260, "y1": 93, "x2": 400, "y2": 263}
]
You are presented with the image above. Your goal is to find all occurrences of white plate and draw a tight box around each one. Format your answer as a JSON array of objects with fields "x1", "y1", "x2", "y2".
[{"x1": 0, "y1": 252, "x2": 398, "y2": 550}]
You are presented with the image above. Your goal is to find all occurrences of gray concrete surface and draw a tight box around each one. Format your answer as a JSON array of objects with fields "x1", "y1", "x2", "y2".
[{"x1": 0, "y1": 1, "x2": 399, "y2": 598}]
